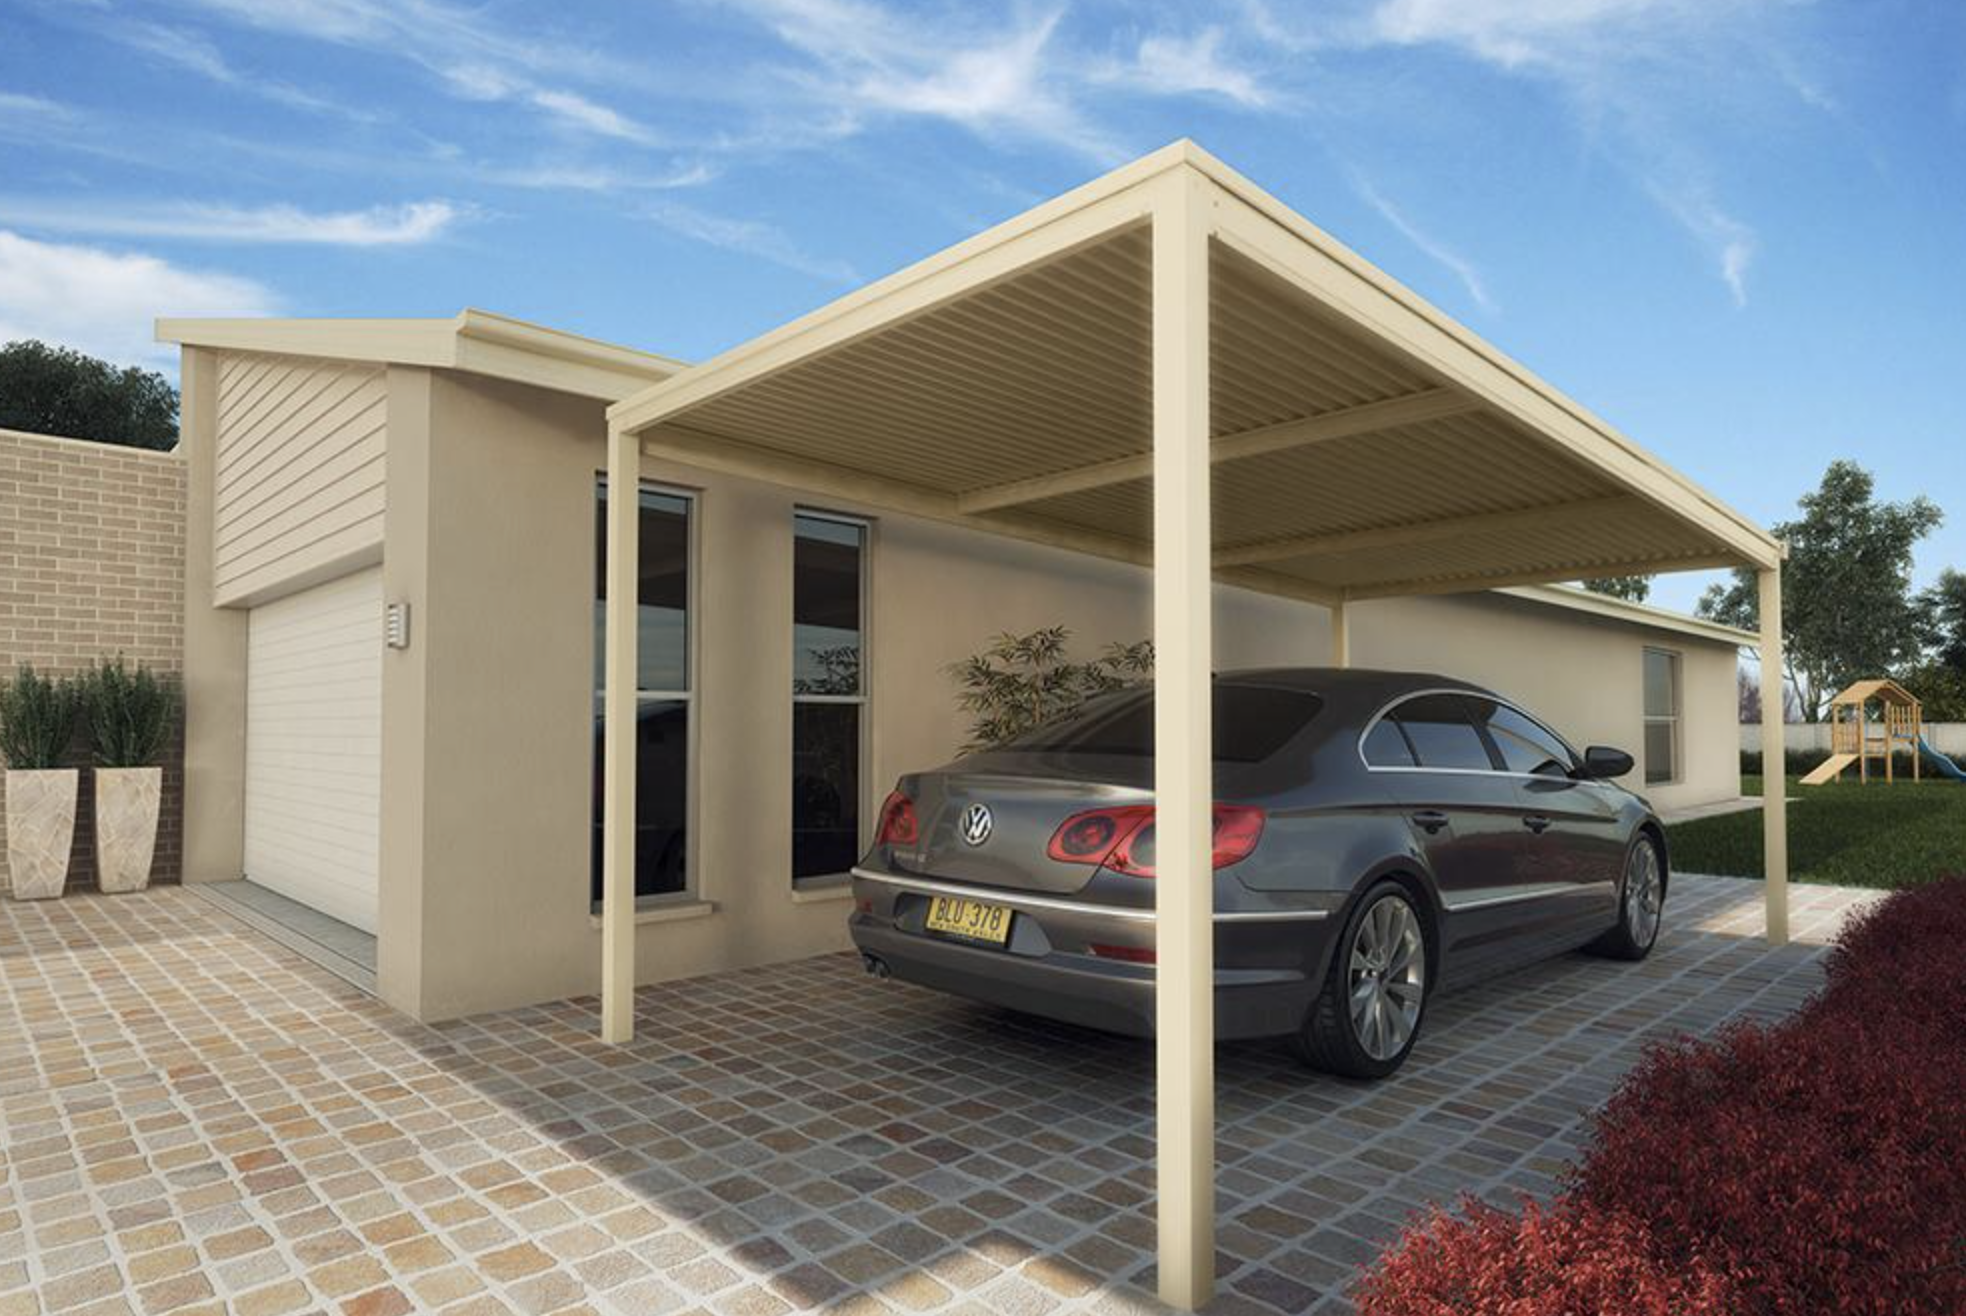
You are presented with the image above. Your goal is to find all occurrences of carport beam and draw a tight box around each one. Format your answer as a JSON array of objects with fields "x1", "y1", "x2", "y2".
[
  {"x1": 601, "y1": 424, "x2": 640, "y2": 1043},
  {"x1": 1152, "y1": 171, "x2": 1216, "y2": 1312},
  {"x1": 1330, "y1": 599, "x2": 1350, "y2": 668},
  {"x1": 1758, "y1": 566, "x2": 1789, "y2": 946}
]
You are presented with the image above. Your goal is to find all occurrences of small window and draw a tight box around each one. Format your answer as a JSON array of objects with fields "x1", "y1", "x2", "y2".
[
  {"x1": 793, "y1": 513, "x2": 868, "y2": 883},
  {"x1": 1393, "y1": 694, "x2": 1497, "y2": 772},
  {"x1": 1643, "y1": 649, "x2": 1680, "y2": 785},
  {"x1": 1361, "y1": 718, "x2": 1417, "y2": 768},
  {"x1": 1003, "y1": 685, "x2": 1323, "y2": 764},
  {"x1": 1474, "y1": 701, "x2": 1577, "y2": 777}
]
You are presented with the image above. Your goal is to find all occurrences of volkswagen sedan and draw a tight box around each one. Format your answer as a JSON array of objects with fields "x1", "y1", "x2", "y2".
[{"x1": 848, "y1": 668, "x2": 1666, "y2": 1078}]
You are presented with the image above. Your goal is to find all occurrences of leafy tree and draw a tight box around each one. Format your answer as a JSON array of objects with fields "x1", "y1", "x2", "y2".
[
  {"x1": 1900, "y1": 661, "x2": 1966, "y2": 723},
  {"x1": 1582, "y1": 576, "x2": 1652, "y2": 602},
  {"x1": 948, "y1": 627, "x2": 1153, "y2": 751},
  {"x1": 0, "y1": 340, "x2": 179, "y2": 450},
  {"x1": 1697, "y1": 461, "x2": 1941, "y2": 720},
  {"x1": 1922, "y1": 567, "x2": 1966, "y2": 670}
]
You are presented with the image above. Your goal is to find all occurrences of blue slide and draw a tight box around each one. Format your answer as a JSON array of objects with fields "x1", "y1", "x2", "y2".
[{"x1": 1917, "y1": 735, "x2": 1966, "y2": 781}]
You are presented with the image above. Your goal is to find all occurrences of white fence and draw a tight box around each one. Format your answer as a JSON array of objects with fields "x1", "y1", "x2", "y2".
[{"x1": 1741, "y1": 722, "x2": 1966, "y2": 755}]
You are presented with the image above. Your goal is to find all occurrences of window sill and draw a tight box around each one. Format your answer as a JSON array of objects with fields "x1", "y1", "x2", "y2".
[
  {"x1": 587, "y1": 899, "x2": 718, "y2": 929},
  {"x1": 791, "y1": 875, "x2": 855, "y2": 905}
]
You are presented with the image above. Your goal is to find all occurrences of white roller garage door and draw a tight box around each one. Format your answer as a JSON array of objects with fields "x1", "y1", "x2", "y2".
[{"x1": 245, "y1": 567, "x2": 383, "y2": 933}]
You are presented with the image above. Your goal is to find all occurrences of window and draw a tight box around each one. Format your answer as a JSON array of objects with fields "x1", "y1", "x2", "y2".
[
  {"x1": 792, "y1": 513, "x2": 867, "y2": 882},
  {"x1": 592, "y1": 482, "x2": 693, "y2": 905},
  {"x1": 1003, "y1": 685, "x2": 1324, "y2": 764},
  {"x1": 1473, "y1": 700, "x2": 1577, "y2": 777},
  {"x1": 1392, "y1": 694, "x2": 1497, "y2": 771},
  {"x1": 1644, "y1": 648, "x2": 1681, "y2": 785},
  {"x1": 1361, "y1": 718, "x2": 1417, "y2": 768}
]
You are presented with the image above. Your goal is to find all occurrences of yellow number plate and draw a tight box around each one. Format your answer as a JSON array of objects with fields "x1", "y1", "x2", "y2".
[{"x1": 924, "y1": 895, "x2": 1013, "y2": 945}]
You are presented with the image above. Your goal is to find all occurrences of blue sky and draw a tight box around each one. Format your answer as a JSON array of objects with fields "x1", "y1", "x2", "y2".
[{"x1": 2, "y1": 0, "x2": 1961, "y2": 612}]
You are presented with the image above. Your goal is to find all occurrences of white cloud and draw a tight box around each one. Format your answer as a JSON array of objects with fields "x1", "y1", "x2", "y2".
[
  {"x1": 0, "y1": 199, "x2": 464, "y2": 246},
  {"x1": 1367, "y1": 0, "x2": 1716, "y2": 67},
  {"x1": 1646, "y1": 183, "x2": 1757, "y2": 307},
  {"x1": 484, "y1": 162, "x2": 716, "y2": 193},
  {"x1": 112, "y1": 22, "x2": 349, "y2": 115},
  {"x1": 0, "y1": 230, "x2": 277, "y2": 367},
  {"x1": 526, "y1": 89, "x2": 660, "y2": 144},
  {"x1": 646, "y1": 202, "x2": 858, "y2": 283},
  {"x1": 0, "y1": 91, "x2": 71, "y2": 120},
  {"x1": 1351, "y1": 176, "x2": 1495, "y2": 312},
  {"x1": 1130, "y1": 28, "x2": 1271, "y2": 107}
]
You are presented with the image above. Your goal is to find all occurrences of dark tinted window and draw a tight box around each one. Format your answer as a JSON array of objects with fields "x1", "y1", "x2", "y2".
[
  {"x1": 1005, "y1": 685, "x2": 1323, "y2": 763},
  {"x1": 1475, "y1": 701, "x2": 1576, "y2": 777},
  {"x1": 1393, "y1": 694, "x2": 1495, "y2": 771},
  {"x1": 1361, "y1": 718, "x2": 1416, "y2": 767}
]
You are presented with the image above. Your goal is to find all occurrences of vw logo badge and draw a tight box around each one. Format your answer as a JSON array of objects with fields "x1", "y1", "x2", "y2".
[{"x1": 959, "y1": 803, "x2": 994, "y2": 847}]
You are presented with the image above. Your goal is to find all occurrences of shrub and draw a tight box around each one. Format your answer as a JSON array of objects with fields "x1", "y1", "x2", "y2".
[
  {"x1": 0, "y1": 664, "x2": 80, "y2": 770},
  {"x1": 82, "y1": 656, "x2": 179, "y2": 768},
  {"x1": 948, "y1": 627, "x2": 1151, "y2": 751},
  {"x1": 1357, "y1": 876, "x2": 1966, "y2": 1316}
]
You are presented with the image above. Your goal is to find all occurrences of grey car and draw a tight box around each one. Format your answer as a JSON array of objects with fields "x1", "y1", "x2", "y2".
[{"x1": 848, "y1": 668, "x2": 1667, "y2": 1078}]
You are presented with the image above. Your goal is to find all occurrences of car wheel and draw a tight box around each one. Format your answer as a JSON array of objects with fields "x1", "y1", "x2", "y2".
[
  {"x1": 1589, "y1": 833, "x2": 1666, "y2": 960},
  {"x1": 1293, "y1": 880, "x2": 1430, "y2": 1080}
]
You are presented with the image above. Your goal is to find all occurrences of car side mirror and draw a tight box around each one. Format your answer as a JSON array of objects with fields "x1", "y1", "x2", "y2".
[{"x1": 1579, "y1": 745, "x2": 1634, "y2": 780}]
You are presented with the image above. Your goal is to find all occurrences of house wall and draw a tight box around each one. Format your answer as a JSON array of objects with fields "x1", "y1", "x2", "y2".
[
  {"x1": 372, "y1": 373, "x2": 1740, "y2": 1021},
  {"x1": 211, "y1": 351, "x2": 386, "y2": 607},
  {"x1": 0, "y1": 427, "x2": 186, "y2": 893}
]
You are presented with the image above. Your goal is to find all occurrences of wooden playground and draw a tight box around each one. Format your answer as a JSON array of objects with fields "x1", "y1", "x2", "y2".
[{"x1": 1802, "y1": 678, "x2": 1930, "y2": 785}]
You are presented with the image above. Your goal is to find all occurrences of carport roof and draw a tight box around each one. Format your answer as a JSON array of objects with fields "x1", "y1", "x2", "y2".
[{"x1": 609, "y1": 140, "x2": 1780, "y2": 604}]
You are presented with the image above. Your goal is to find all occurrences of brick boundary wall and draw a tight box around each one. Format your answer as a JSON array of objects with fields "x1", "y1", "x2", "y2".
[{"x1": 0, "y1": 428, "x2": 186, "y2": 894}]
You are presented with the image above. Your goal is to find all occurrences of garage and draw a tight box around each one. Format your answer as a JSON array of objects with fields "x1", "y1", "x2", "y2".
[{"x1": 243, "y1": 567, "x2": 383, "y2": 933}]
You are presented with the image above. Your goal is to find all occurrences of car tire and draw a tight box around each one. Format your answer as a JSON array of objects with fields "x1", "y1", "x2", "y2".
[
  {"x1": 1293, "y1": 880, "x2": 1430, "y2": 1080},
  {"x1": 1588, "y1": 833, "x2": 1666, "y2": 961}
]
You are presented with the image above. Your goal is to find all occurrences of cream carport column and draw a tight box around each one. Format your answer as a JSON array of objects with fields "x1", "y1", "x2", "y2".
[
  {"x1": 601, "y1": 422, "x2": 641, "y2": 1043},
  {"x1": 1758, "y1": 566, "x2": 1789, "y2": 946},
  {"x1": 1153, "y1": 169, "x2": 1216, "y2": 1312},
  {"x1": 1329, "y1": 597, "x2": 1350, "y2": 668}
]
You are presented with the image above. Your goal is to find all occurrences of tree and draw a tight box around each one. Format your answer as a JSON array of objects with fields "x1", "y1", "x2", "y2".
[
  {"x1": 1697, "y1": 461, "x2": 1941, "y2": 720},
  {"x1": 0, "y1": 340, "x2": 179, "y2": 450},
  {"x1": 1582, "y1": 576, "x2": 1652, "y2": 602},
  {"x1": 1922, "y1": 567, "x2": 1966, "y2": 670}
]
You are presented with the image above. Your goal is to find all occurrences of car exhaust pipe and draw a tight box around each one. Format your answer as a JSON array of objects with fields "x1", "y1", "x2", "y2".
[{"x1": 861, "y1": 953, "x2": 891, "y2": 980}]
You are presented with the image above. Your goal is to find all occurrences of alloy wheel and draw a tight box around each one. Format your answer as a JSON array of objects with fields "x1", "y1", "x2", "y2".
[
  {"x1": 1624, "y1": 840, "x2": 1664, "y2": 947},
  {"x1": 1347, "y1": 894, "x2": 1426, "y2": 1062}
]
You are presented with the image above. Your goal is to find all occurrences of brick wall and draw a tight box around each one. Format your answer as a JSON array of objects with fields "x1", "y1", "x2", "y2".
[{"x1": 0, "y1": 428, "x2": 186, "y2": 892}]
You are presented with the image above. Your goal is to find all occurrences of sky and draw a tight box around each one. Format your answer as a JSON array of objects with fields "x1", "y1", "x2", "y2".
[{"x1": 1, "y1": 0, "x2": 1962, "y2": 614}]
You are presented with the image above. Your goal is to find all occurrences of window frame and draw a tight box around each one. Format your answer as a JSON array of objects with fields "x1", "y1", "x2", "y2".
[
  {"x1": 592, "y1": 476, "x2": 701, "y2": 913},
  {"x1": 791, "y1": 508, "x2": 872, "y2": 885},
  {"x1": 1642, "y1": 647, "x2": 1682, "y2": 786},
  {"x1": 1358, "y1": 688, "x2": 1581, "y2": 781}
]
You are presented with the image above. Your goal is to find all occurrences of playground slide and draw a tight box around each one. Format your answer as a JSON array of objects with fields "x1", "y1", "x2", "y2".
[
  {"x1": 1799, "y1": 752, "x2": 1859, "y2": 786},
  {"x1": 1918, "y1": 736, "x2": 1966, "y2": 782}
]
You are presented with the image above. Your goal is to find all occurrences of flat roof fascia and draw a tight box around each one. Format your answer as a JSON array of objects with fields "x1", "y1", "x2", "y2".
[
  {"x1": 158, "y1": 309, "x2": 683, "y2": 402},
  {"x1": 1500, "y1": 582, "x2": 1756, "y2": 647}
]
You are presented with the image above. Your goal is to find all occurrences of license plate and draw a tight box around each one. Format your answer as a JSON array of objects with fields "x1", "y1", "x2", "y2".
[{"x1": 924, "y1": 895, "x2": 1013, "y2": 945}]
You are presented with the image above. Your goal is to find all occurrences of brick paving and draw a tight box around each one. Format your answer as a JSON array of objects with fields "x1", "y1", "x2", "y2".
[{"x1": 1, "y1": 876, "x2": 1878, "y2": 1316}]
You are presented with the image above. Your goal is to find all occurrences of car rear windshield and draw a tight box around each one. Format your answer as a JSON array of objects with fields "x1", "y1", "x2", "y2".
[{"x1": 1002, "y1": 684, "x2": 1323, "y2": 763}]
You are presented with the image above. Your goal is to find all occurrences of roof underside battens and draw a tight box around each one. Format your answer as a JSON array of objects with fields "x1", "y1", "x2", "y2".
[{"x1": 613, "y1": 144, "x2": 1780, "y2": 599}]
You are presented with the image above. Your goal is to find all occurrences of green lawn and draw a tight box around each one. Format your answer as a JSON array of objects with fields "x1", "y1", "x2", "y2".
[{"x1": 1664, "y1": 774, "x2": 1966, "y2": 890}]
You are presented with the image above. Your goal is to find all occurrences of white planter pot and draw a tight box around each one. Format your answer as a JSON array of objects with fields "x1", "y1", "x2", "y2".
[
  {"x1": 6, "y1": 768, "x2": 79, "y2": 900},
  {"x1": 94, "y1": 767, "x2": 162, "y2": 894}
]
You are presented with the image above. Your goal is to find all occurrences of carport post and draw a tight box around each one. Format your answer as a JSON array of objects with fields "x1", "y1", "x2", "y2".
[
  {"x1": 1758, "y1": 566, "x2": 1789, "y2": 946},
  {"x1": 1330, "y1": 597, "x2": 1350, "y2": 668},
  {"x1": 1152, "y1": 170, "x2": 1216, "y2": 1311},
  {"x1": 601, "y1": 423, "x2": 640, "y2": 1043}
]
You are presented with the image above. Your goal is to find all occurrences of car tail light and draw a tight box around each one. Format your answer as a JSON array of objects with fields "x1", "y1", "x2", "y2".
[
  {"x1": 1089, "y1": 943, "x2": 1157, "y2": 964},
  {"x1": 875, "y1": 791, "x2": 919, "y2": 846},
  {"x1": 1045, "y1": 803, "x2": 1265, "y2": 878}
]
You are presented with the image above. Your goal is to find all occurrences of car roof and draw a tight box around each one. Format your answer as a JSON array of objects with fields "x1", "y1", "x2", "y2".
[{"x1": 1217, "y1": 667, "x2": 1491, "y2": 703}]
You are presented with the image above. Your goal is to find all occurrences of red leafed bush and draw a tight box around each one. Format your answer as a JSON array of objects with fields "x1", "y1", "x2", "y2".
[
  {"x1": 1351, "y1": 1198, "x2": 1738, "y2": 1316},
  {"x1": 1357, "y1": 876, "x2": 1966, "y2": 1316}
]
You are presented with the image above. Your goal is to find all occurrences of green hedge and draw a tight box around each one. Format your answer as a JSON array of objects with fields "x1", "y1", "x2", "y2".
[{"x1": 1740, "y1": 749, "x2": 1932, "y2": 778}]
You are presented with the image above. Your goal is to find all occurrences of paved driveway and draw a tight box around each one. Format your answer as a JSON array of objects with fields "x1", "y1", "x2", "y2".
[{"x1": 1, "y1": 876, "x2": 1876, "y2": 1316}]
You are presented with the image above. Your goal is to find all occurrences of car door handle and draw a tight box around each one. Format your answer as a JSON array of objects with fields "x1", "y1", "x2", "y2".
[
  {"x1": 1410, "y1": 810, "x2": 1449, "y2": 834},
  {"x1": 1523, "y1": 814, "x2": 1553, "y2": 834}
]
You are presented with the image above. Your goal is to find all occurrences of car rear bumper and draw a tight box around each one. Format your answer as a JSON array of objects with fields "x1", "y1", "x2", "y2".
[{"x1": 848, "y1": 867, "x2": 1333, "y2": 1042}]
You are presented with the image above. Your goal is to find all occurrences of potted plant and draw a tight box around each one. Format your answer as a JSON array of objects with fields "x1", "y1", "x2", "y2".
[
  {"x1": 83, "y1": 657, "x2": 179, "y2": 894},
  {"x1": 1, "y1": 664, "x2": 82, "y2": 900}
]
